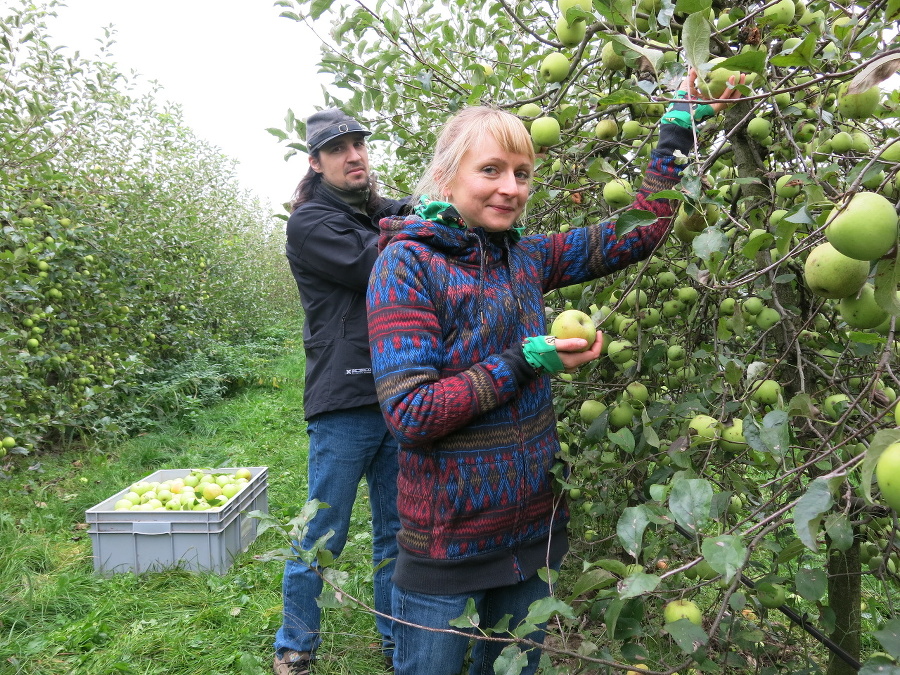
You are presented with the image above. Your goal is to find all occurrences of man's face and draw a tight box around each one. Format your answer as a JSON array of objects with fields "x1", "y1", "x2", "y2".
[{"x1": 309, "y1": 133, "x2": 370, "y2": 191}]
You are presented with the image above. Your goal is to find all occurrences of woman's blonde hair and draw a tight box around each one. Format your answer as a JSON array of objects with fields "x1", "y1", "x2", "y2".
[{"x1": 413, "y1": 106, "x2": 536, "y2": 206}]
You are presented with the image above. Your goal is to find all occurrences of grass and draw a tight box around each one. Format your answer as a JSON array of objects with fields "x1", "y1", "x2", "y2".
[{"x1": 0, "y1": 346, "x2": 392, "y2": 675}]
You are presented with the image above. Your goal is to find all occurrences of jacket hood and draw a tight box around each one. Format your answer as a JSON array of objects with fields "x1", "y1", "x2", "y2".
[{"x1": 377, "y1": 214, "x2": 516, "y2": 262}]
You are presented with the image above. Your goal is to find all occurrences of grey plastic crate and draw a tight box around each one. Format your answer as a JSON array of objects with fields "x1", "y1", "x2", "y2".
[{"x1": 86, "y1": 467, "x2": 268, "y2": 575}]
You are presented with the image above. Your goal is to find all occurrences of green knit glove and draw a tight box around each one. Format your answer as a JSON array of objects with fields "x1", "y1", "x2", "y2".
[
  {"x1": 522, "y1": 336, "x2": 565, "y2": 375},
  {"x1": 660, "y1": 90, "x2": 716, "y2": 128}
]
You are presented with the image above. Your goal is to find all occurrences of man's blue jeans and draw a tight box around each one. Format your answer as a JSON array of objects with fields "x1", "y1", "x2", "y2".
[
  {"x1": 391, "y1": 564, "x2": 559, "y2": 675},
  {"x1": 274, "y1": 406, "x2": 400, "y2": 658}
]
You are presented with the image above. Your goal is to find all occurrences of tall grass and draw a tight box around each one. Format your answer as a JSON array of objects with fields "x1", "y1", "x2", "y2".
[{"x1": 0, "y1": 347, "x2": 392, "y2": 675}]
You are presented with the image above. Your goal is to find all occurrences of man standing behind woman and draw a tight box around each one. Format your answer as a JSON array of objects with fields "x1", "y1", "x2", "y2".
[
  {"x1": 274, "y1": 109, "x2": 406, "y2": 675},
  {"x1": 366, "y1": 70, "x2": 743, "y2": 675}
]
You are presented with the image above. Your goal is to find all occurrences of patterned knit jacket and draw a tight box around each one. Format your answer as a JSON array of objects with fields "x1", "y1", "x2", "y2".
[{"x1": 367, "y1": 148, "x2": 687, "y2": 595}]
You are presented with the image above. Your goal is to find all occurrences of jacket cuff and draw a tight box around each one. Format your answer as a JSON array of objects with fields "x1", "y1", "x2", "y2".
[
  {"x1": 498, "y1": 346, "x2": 542, "y2": 386},
  {"x1": 655, "y1": 123, "x2": 693, "y2": 156}
]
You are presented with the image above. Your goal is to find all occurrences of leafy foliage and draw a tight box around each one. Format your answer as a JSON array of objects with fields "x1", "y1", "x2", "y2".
[{"x1": 0, "y1": 2, "x2": 297, "y2": 452}]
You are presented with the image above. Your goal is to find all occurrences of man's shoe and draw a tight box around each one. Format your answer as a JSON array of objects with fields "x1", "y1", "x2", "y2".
[{"x1": 273, "y1": 650, "x2": 312, "y2": 675}]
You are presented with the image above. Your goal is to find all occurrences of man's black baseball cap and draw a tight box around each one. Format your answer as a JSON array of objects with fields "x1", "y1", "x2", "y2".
[{"x1": 306, "y1": 109, "x2": 372, "y2": 153}]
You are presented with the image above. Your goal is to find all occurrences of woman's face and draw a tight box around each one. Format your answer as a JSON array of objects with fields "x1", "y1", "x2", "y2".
[{"x1": 443, "y1": 134, "x2": 532, "y2": 233}]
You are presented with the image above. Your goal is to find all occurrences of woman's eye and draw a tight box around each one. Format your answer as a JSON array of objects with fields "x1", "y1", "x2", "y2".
[
  {"x1": 515, "y1": 171, "x2": 531, "y2": 180},
  {"x1": 482, "y1": 166, "x2": 498, "y2": 175}
]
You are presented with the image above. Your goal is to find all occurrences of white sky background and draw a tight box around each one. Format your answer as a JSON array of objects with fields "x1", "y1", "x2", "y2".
[{"x1": 44, "y1": 0, "x2": 329, "y2": 212}]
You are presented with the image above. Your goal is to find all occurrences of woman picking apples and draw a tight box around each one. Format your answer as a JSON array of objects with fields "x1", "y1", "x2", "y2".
[{"x1": 366, "y1": 69, "x2": 744, "y2": 675}]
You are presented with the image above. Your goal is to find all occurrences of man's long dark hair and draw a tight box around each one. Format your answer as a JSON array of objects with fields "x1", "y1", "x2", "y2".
[{"x1": 290, "y1": 149, "x2": 387, "y2": 214}]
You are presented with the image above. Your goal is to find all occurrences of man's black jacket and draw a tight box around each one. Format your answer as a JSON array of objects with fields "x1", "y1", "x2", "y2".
[{"x1": 285, "y1": 183, "x2": 406, "y2": 420}]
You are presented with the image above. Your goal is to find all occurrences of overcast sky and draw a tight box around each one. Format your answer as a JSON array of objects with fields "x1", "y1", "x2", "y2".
[{"x1": 45, "y1": 0, "x2": 328, "y2": 212}]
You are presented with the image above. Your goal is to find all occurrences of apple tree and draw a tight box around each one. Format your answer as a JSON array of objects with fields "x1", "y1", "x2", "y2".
[
  {"x1": 273, "y1": 0, "x2": 900, "y2": 672},
  {"x1": 1, "y1": 3, "x2": 296, "y2": 455}
]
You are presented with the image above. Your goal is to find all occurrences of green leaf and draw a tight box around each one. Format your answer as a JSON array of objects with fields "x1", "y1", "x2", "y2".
[
  {"x1": 693, "y1": 227, "x2": 729, "y2": 261},
  {"x1": 794, "y1": 567, "x2": 827, "y2": 602},
  {"x1": 492, "y1": 644, "x2": 528, "y2": 675},
  {"x1": 617, "y1": 505, "x2": 652, "y2": 559},
  {"x1": 449, "y1": 597, "x2": 479, "y2": 628},
  {"x1": 665, "y1": 618, "x2": 710, "y2": 654},
  {"x1": 597, "y1": 90, "x2": 656, "y2": 106},
  {"x1": 674, "y1": 0, "x2": 712, "y2": 15},
  {"x1": 526, "y1": 596, "x2": 576, "y2": 624},
  {"x1": 309, "y1": 0, "x2": 334, "y2": 20},
  {"x1": 701, "y1": 534, "x2": 747, "y2": 582},
  {"x1": 618, "y1": 571, "x2": 660, "y2": 599},
  {"x1": 794, "y1": 477, "x2": 839, "y2": 551},
  {"x1": 566, "y1": 568, "x2": 616, "y2": 602},
  {"x1": 824, "y1": 512, "x2": 854, "y2": 552},
  {"x1": 860, "y1": 429, "x2": 900, "y2": 504},
  {"x1": 615, "y1": 209, "x2": 657, "y2": 238},
  {"x1": 717, "y1": 50, "x2": 767, "y2": 77},
  {"x1": 669, "y1": 478, "x2": 713, "y2": 533},
  {"x1": 874, "y1": 618, "x2": 900, "y2": 660},
  {"x1": 860, "y1": 658, "x2": 900, "y2": 675},
  {"x1": 681, "y1": 12, "x2": 711, "y2": 72},
  {"x1": 266, "y1": 128, "x2": 289, "y2": 141},
  {"x1": 608, "y1": 427, "x2": 635, "y2": 453},
  {"x1": 787, "y1": 393, "x2": 818, "y2": 418},
  {"x1": 741, "y1": 231, "x2": 774, "y2": 259},
  {"x1": 646, "y1": 189, "x2": 685, "y2": 201},
  {"x1": 770, "y1": 32, "x2": 817, "y2": 67}
]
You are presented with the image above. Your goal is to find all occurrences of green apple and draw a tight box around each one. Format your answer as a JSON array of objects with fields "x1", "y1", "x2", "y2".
[
  {"x1": 742, "y1": 297, "x2": 764, "y2": 315},
  {"x1": 663, "y1": 599, "x2": 703, "y2": 625},
  {"x1": 750, "y1": 379, "x2": 782, "y2": 405},
  {"x1": 540, "y1": 51, "x2": 570, "y2": 83},
  {"x1": 761, "y1": 0, "x2": 795, "y2": 25},
  {"x1": 667, "y1": 344, "x2": 686, "y2": 363},
  {"x1": 579, "y1": 399, "x2": 607, "y2": 424},
  {"x1": 831, "y1": 131, "x2": 853, "y2": 153},
  {"x1": 594, "y1": 118, "x2": 618, "y2": 140},
  {"x1": 803, "y1": 242, "x2": 869, "y2": 299},
  {"x1": 621, "y1": 119, "x2": 643, "y2": 139},
  {"x1": 550, "y1": 309, "x2": 597, "y2": 350},
  {"x1": 775, "y1": 175, "x2": 802, "y2": 199},
  {"x1": 689, "y1": 414, "x2": 720, "y2": 444},
  {"x1": 114, "y1": 499, "x2": 133, "y2": 510},
  {"x1": 608, "y1": 401, "x2": 635, "y2": 428},
  {"x1": 755, "y1": 307, "x2": 781, "y2": 330},
  {"x1": 881, "y1": 140, "x2": 900, "y2": 163},
  {"x1": 720, "y1": 419, "x2": 746, "y2": 452},
  {"x1": 747, "y1": 116, "x2": 772, "y2": 141},
  {"x1": 877, "y1": 442, "x2": 900, "y2": 511},
  {"x1": 601, "y1": 41, "x2": 626, "y2": 71},
  {"x1": 202, "y1": 483, "x2": 223, "y2": 501},
  {"x1": 517, "y1": 103, "x2": 542, "y2": 129},
  {"x1": 840, "y1": 284, "x2": 888, "y2": 329},
  {"x1": 603, "y1": 179, "x2": 632, "y2": 209},
  {"x1": 234, "y1": 468, "x2": 252, "y2": 480},
  {"x1": 676, "y1": 286, "x2": 699, "y2": 305},
  {"x1": 555, "y1": 17, "x2": 586, "y2": 47},
  {"x1": 624, "y1": 381, "x2": 650, "y2": 403},
  {"x1": 825, "y1": 191, "x2": 898, "y2": 261},
  {"x1": 607, "y1": 339, "x2": 634, "y2": 364},
  {"x1": 823, "y1": 393, "x2": 851, "y2": 420},
  {"x1": 756, "y1": 582, "x2": 787, "y2": 608},
  {"x1": 698, "y1": 57, "x2": 758, "y2": 98},
  {"x1": 558, "y1": 0, "x2": 591, "y2": 12},
  {"x1": 837, "y1": 83, "x2": 881, "y2": 120},
  {"x1": 531, "y1": 116, "x2": 561, "y2": 147}
]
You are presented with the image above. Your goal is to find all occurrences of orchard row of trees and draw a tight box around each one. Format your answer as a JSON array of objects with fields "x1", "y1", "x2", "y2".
[
  {"x1": 272, "y1": 0, "x2": 900, "y2": 673},
  {"x1": 1, "y1": 2, "x2": 297, "y2": 455}
]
